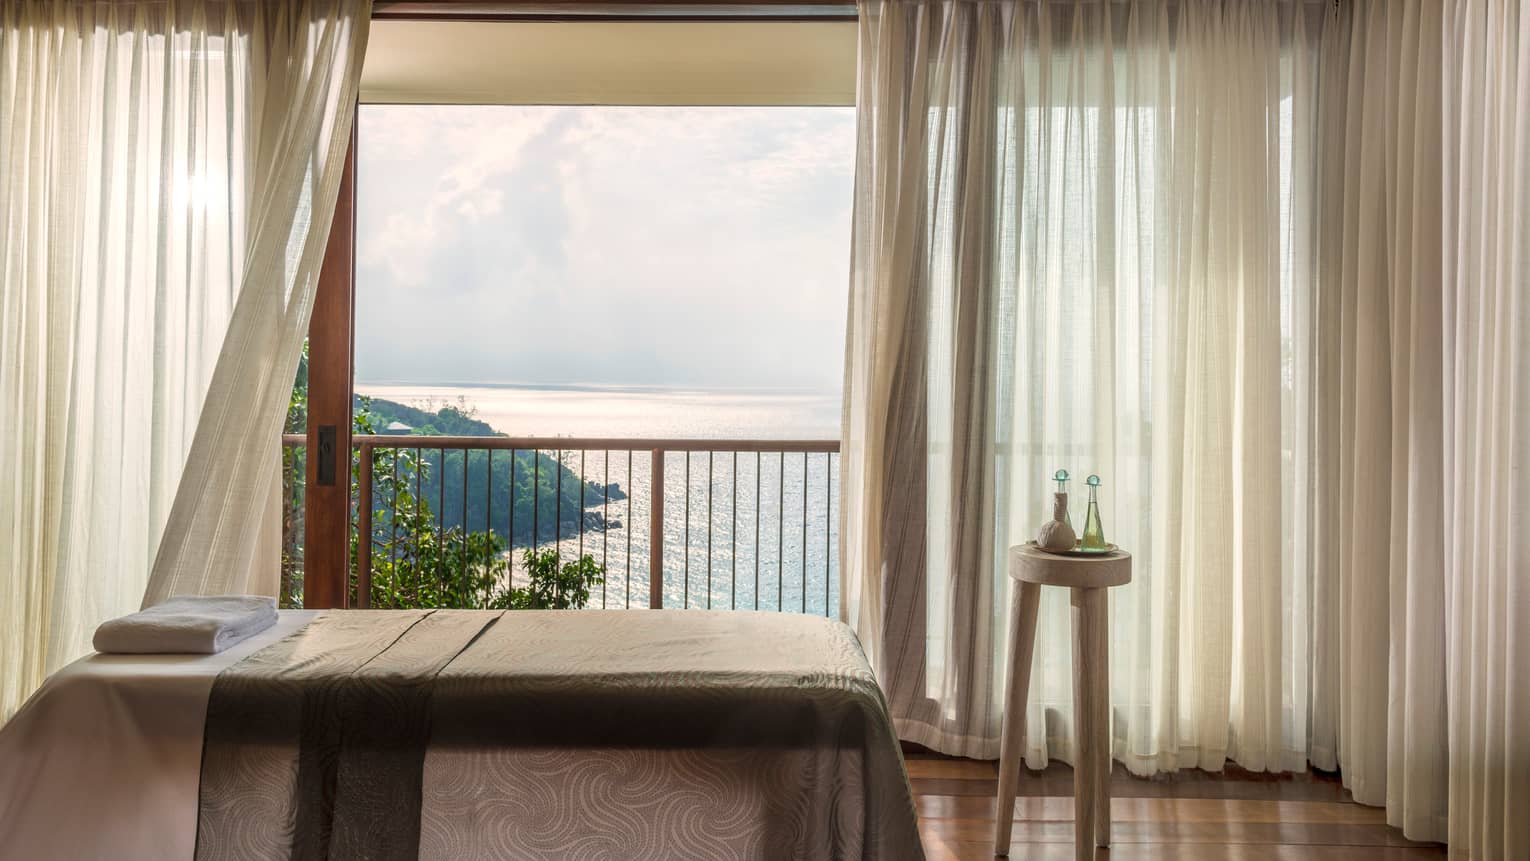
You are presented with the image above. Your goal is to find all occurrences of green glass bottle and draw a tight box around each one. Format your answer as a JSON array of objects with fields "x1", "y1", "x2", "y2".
[{"x1": 1081, "y1": 474, "x2": 1107, "y2": 551}]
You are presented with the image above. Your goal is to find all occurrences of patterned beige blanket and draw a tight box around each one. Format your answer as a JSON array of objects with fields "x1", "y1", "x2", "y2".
[{"x1": 195, "y1": 610, "x2": 923, "y2": 860}]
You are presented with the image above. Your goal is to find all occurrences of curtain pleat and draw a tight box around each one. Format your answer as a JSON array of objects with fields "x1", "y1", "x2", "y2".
[
  {"x1": 1441, "y1": 0, "x2": 1530, "y2": 855},
  {"x1": 1309, "y1": 0, "x2": 1451, "y2": 837}
]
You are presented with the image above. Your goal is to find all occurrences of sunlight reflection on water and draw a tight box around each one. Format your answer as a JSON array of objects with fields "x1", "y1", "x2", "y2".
[{"x1": 357, "y1": 383, "x2": 840, "y2": 441}]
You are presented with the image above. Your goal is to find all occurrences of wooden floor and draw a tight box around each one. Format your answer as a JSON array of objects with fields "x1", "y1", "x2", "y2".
[{"x1": 909, "y1": 755, "x2": 1446, "y2": 860}]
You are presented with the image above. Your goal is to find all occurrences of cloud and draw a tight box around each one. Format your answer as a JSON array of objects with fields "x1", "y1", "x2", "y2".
[{"x1": 354, "y1": 105, "x2": 855, "y2": 393}]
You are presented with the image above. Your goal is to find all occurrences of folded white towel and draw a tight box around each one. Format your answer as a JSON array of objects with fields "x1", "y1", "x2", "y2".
[{"x1": 92, "y1": 595, "x2": 279, "y2": 655}]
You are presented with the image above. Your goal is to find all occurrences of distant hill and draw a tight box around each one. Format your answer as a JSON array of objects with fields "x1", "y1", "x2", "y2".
[
  {"x1": 353, "y1": 394, "x2": 626, "y2": 547},
  {"x1": 354, "y1": 395, "x2": 496, "y2": 437}
]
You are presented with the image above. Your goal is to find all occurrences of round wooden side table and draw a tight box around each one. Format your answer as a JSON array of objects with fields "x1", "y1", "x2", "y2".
[{"x1": 994, "y1": 543, "x2": 1132, "y2": 860}]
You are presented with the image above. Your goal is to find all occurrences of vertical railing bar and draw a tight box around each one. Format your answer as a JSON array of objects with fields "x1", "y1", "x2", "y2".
[
  {"x1": 306, "y1": 444, "x2": 311, "y2": 604},
  {"x1": 802, "y1": 450, "x2": 808, "y2": 614},
  {"x1": 825, "y1": 452, "x2": 832, "y2": 618},
  {"x1": 279, "y1": 452, "x2": 287, "y2": 605},
  {"x1": 706, "y1": 451, "x2": 713, "y2": 610},
  {"x1": 344, "y1": 443, "x2": 350, "y2": 605},
  {"x1": 754, "y1": 451, "x2": 761, "y2": 611},
  {"x1": 626, "y1": 449, "x2": 633, "y2": 609},
  {"x1": 485, "y1": 450, "x2": 493, "y2": 608},
  {"x1": 555, "y1": 449, "x2": 563, "y2": 562},
  {"x1": 778, "y1": 451, "x2": 784, "y2": 612},
  {"x1": 683, "y1": 452, "x2": 690, "y2": 609},
  {"x1": 508, "y1": 450, "x2": 517, "y2": 592},
  {"x1": 279, "y1": 446, "x2": 289, "y2": 605},
  {"x1": 280, "y1": 445, "x2": 292, "y2": 605},
  {"x1": 305, "y1": 446, "x2": 311, "y2": 603},
  {"x1": 436, "y1": 448, "x2": 445, "y2": 600},
  {"x1": 390, "y1": 447, "x2": 399, "y2": 606},
  {"x1": 731, "y1": 451, "x2": 737, "y2": 611},
  {"x1": 603, "y1": 451, "x2": 609, "y2": 609},
  {"x1": 301, "y1": 449, "x2": 307, "y2": 602},
  {"x1": 533, "y1": 451, "x2": 540, "y2": 550},
  {"x1": 357, "y1": 443, "x2": 373, "y2": 609},
  {"x1": 412, "y1": 446, "x2": 422, "y2": 609},
  {"x1": 649, "y1": 449, "x2": 664, "y2": 609},
  {"x1": 578, "y1": 449, "x2": 586, "y2": 562},
  {"x1": 308, "y1": 444, "x2": 312, "y2": 604},
  {"x1": 461, "y1": 449, "x2": 469, "y2": 606}
]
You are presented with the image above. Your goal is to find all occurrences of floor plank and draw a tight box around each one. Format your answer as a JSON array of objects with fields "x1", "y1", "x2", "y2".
[{"x1": 910, "y1": 756, "x2": 1446, "y2": 861}]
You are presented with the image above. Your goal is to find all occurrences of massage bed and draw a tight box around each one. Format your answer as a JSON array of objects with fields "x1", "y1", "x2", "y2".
[{"x1": 0, "y1": 609, "x2": 922, "y2": 860}]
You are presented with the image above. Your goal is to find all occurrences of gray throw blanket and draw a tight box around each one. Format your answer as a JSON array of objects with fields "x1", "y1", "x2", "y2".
[{"x1": 194, "y1": 610, "x2": 923, "y2": 861}]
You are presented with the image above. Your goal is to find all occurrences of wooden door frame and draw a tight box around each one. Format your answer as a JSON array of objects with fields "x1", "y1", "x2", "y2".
[{"x1": 303, "y1": 113, "x2": 359, "y2": 609}]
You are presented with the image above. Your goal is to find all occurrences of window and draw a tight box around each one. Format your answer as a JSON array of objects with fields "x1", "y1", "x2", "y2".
[{"x1": 289, "y1": 24, "x2": 859, "y2": 611}]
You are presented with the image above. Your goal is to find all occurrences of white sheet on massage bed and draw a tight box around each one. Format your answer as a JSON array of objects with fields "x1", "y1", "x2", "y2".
[{"x1": 0, "y1": 611, "x2": 322, "y2": 861}]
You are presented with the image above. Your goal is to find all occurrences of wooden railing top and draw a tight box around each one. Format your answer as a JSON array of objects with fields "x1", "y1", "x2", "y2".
[{"x1": 281, "y1": 433, "x2": 840, "y2": 453}]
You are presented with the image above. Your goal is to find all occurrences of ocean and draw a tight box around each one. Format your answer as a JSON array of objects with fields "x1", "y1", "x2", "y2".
[
  {"x1": 357, "y1": 383, "x2": 840, "y2": 440},
  {"x1": 354, "y1": 383, "x2": 843, "y2": 616}
]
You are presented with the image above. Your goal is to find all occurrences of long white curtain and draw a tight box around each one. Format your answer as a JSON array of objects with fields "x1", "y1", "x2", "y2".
[
  {"x1": 1440, "y1": 0, "x2": 1530, "y2": 854},
  {"x1": 0, "y1": 0, "x2": 368, "y2": 721},
  {"x1": 845, "y1": 0, "x2": 1528, "y2": 854},
  {"x1": 1308, "y1": 0, "x2": 1449, "y2": 837},
  {"x1": 845, "y1": 0, "x2": 1333, "y2": 771},
  {"x1": 1292, "y1": 0, "x2": 1530, "y2": 850}
]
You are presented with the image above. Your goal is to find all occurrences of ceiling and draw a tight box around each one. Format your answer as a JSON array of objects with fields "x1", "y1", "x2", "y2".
[{"x1": 359, "y1": 20, "x2": 857, "y2": 106}]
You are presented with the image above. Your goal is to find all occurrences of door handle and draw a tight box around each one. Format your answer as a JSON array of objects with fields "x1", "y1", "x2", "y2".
[{"x1": 317, "y1": 424, "x2": 338, "y2": 486}]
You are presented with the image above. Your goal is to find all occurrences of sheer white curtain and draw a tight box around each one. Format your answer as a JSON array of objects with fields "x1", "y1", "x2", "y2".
[
  {"x1": 1440, "y1": 0, "x2": 1530, "y2": 854},
  {"x1": 846, "y1": 0, "x2": 1528, "y2": 853},
  {"x1": 0, "y1": 0, "x2": 369, "y2": 721},
  {"x1": 1310, "y1": 1, "x2": 1530, "y2": 851},
  {"x1": 844, "y1": 0, "x2": 1334, "y2": 771},
  {"x1": 1307, "y1": 0, "x2": 1450, "y2": 838}
]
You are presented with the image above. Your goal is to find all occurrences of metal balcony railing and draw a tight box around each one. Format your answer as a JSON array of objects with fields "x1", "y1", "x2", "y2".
[{"x1": 280, "y1": 434, "x2": 840, "y2": 616}]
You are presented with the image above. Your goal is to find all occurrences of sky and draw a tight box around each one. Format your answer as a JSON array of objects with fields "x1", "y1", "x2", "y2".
[{"x1": 354, "y1": 104, "x2": 855, "y2": 394}]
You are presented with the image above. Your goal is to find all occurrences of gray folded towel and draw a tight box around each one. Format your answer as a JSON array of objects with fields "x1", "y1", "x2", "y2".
[{"x1": 92, "y1": 595, "x2": 279, "y2": 655}]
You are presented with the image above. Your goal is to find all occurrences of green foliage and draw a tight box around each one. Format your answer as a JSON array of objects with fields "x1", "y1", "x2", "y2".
[
  {"x1": 286, "y1": 355, "x2": 309, "y2": 434},
  {"x1": 505, "y1": 550, "x2": 605, "y2": 610},
  {"x1": 361, "y1": 483, "x2": 512, "y2": 609},
  {"x1": 279, "y1": 344, "x2": 310, "y2": 607},
  {"x1": 359, "y1": 470, "x2": 604, "y2": 611}
]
